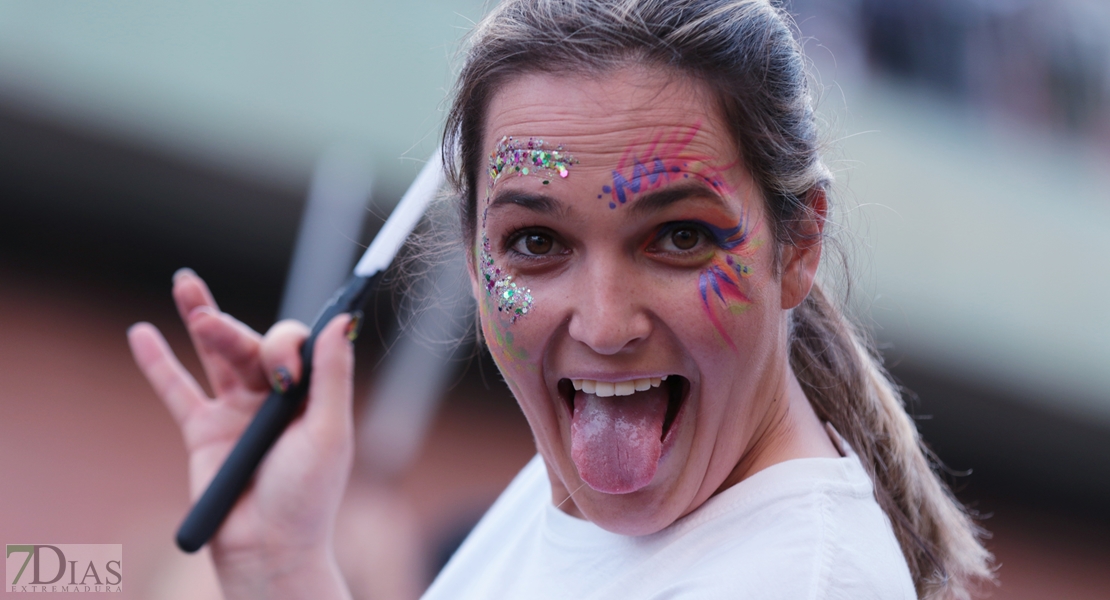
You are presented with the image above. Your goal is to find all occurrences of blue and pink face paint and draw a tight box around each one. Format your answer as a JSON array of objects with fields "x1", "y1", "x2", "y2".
[
  {"x1": 598, "y1": 124, "x2": 734, "y2": 209},
  {"x1": 601, "y1": 123, "x2": 758, "y2": 347},
  {"x1": 481, "y1": 129, "x2": 759, "y2": 351},
  {"x1": 693, "y1": 217, "x2": 761, "y2": 350}
]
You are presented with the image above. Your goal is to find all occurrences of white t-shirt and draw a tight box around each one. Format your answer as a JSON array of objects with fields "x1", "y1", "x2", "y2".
[{"x1": 424, "y1": 451, "x2": 916, "y2": 599}]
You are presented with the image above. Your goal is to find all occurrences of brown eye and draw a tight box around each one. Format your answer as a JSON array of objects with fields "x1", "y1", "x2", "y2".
[
  {"x1": 523, "y1": 233, "x2": 553, "y2": 255},
  {"x1": 670, "y1": 227, "x2": 700, "y2": 250}
]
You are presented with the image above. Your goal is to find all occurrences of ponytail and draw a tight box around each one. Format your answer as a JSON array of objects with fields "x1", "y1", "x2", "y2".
[{"x1": 791, "y1": 283, "x2": 993, "y2": 599}]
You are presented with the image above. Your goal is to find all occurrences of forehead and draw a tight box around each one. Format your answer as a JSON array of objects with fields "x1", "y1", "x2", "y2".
[{"x1": 483, "y1": 67, "x2": 739, "y2": 175}]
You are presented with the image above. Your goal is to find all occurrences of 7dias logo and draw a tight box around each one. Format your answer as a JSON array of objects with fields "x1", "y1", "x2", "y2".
[{"x1": 6, "y1": 545, "x2": 122, "y2": 593}]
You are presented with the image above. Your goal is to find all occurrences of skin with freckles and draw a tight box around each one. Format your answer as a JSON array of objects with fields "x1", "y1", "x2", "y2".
[{"x1": 470, "y1": 65, "x2": 838, "y2": 536}]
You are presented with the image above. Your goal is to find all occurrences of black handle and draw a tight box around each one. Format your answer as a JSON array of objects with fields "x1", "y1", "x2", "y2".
[{"x1": 175, "y1": 274, "x2": 375, "y2": 553}]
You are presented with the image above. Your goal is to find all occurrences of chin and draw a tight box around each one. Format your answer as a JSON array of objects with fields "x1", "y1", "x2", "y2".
[{"x1": 568, "y1": 458, "x2": 693, "y2": 537}]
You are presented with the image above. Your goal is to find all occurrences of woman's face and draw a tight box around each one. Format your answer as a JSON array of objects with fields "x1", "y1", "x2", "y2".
[{"x1": 473, "y1": 66, "x2": 806, "y2": 535}]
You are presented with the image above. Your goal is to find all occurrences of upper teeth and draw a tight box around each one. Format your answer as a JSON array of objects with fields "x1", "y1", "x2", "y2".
[{"x1": 572, "y1": 376, "x2": 668, "y2": 398}]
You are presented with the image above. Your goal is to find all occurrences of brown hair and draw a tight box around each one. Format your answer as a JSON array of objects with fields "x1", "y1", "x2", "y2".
[{"x1": 443, "y1": 1, "x2": 993, "y2": 597}]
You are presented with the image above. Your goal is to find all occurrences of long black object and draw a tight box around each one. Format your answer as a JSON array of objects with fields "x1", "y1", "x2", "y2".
[
  {"x1": 175, "y1": 274, "x2": 374, "y2": 552},
  {"x1": 175, "y1": 154, "x2": 444, "y2": 553}
]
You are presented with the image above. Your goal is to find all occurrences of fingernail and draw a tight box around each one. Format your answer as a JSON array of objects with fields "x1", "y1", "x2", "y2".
[
  {"x1": 344, "y1": 311, "x2": 364, "y2": 343},
  {"x1": 271, "y1": 366, "x2": 294, "y2": 394},
  {"x1": 187, "y1": 305, "x2": 216, "y2": 323},
  {"x1": 173, "y1": 267, "x2": 197, "y2": 283}
]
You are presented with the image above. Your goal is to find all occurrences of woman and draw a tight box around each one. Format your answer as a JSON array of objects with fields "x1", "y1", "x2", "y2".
[{"x1": 129, "y1": 0, "x2": 993, "y2": 598}]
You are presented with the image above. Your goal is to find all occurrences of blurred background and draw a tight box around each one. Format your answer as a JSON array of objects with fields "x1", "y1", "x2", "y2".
[{"x1": 1, "y1": 0, "x2": 1107, "y2": 598}]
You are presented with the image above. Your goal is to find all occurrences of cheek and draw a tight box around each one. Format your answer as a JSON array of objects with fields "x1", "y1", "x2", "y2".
[
  {"x1": 476, "y1": 239, "x2": 537, "y2": 378},
  {"x1": 479, "y1": 234, "x2": 534, "y2": 322},
  {"x1": 479, "y1": 284, "x2": 533, "y2": 379},
  {"x1": 691, "y1": 225, "x2": 768, "y2": 352}
]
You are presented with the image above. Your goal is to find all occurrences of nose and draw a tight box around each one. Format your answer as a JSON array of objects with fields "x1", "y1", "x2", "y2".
[{"x1": 566, "y1": 260, "x2": 653, "y2": 355}]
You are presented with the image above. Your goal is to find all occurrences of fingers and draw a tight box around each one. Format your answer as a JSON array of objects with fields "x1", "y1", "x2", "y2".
[
  {"x1": 258, "y1": 316, "x2": 354, "y2": 440},
  {"x1": 128, "y1": 322, "x2": 209, "y2": 427},
  {"x1": 258, "y1": 316, "x2": 353, "y2": 452},
  {"x1": 258, "y1": 319, "x2": 312, "y2": 393},
  {"x1": 187, "y1": 306, "x2": 268, "y2": 394},
  {"x1": 173, "y1": 269, "x2": 266, "y2": 395},
  {"x1": 304, "y1": 315, "x2": 355, "y2": 444},
  {"x1": 172, "y1": 268, "x2": 219, "y2": 315}
]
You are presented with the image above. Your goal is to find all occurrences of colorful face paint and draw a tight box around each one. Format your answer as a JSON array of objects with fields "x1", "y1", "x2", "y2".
[
  {"x1": 599, "y1": 124, "x2": 736, "y2": 209},
  {"x1": 695, "y1": 216, "x2": 762, "y2": 350},
  {"x1": 488, "y1": 136, "x2": 577, "y2": 188},
  {"x1": 482, "y1": 302, "x2": 531, "y2": 370},
  {"x1": 480, "y1": 137, "x2": 578, "y2": 325},
  {"x1": 479, "y1": 234, "x2": 534, "y2": 323}
]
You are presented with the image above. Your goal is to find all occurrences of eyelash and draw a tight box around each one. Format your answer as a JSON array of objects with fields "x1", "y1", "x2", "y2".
[
  {"x1": 496, "y1": 220, "x2": 724, "y2": 265},
  {"x1": 648, "y1": 221, "x2": 720, "y2": 256},
  {"x1": 503, "y1": 227, "x2": 565, "y2": 260}
]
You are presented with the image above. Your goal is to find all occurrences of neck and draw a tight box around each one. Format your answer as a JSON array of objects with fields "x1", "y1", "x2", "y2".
[{"x1": 715, "y1": 364, "x2": 839, "y2": 495}]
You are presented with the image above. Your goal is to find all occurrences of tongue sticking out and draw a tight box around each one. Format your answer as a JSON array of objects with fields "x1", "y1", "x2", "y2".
[{"x1": 570, "y1": 386, "x2": 669, "y2": 494}]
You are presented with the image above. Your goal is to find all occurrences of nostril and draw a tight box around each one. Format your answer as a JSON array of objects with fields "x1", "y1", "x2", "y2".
[{"x1": 566, "y1": 293, "x2": 653, "y2": 356}]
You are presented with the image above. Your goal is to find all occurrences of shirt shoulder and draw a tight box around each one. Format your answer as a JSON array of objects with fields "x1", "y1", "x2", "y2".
[
  {"x1": 424, "y1": 453, "x2": 917, "y2": 600},
  {"x1": 662, "y1": 454, "x2": 917, "y2": 600},
  {"x1": 421, "y1": 455, "x2": 551, "y2": 600}
]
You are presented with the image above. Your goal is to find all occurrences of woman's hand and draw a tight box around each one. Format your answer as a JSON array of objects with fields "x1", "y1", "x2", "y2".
[{"x1": 128, "y1": 269, "x2": 354, "y2": 599}]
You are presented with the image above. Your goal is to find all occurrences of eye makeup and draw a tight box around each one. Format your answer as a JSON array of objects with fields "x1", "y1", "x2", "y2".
[
  {"x1": 479, "y1": 234, "x2": 534, "y2": 323},
  {"x1": 698, "y1": 219, "x2": 750, "y2": 251},
  {"x1": 694, "y1": 215, "x2": 760, "y2": 350},
  {"x1": 480, "y1": 136, "x2": 578, "y2": 325},
  {"x1": 649, "y1": 218, "x2": 749, "y2": 256}
]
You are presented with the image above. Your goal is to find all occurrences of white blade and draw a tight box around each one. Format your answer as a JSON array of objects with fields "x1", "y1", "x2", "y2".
[{"x1": 354, "y1": 152, "x2": 445, "y2": 277}]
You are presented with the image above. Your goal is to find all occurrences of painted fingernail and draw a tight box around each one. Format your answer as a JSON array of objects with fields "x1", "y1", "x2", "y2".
[
  {"x1": 271, "y1": 366, "x2": 294, "y2": 394},
  {"x1": 173, "y1": 267, "x2": 196, "y2": 283},
  {"x1": 345, "y1": 311, "x2": 363, "y2": 342}
]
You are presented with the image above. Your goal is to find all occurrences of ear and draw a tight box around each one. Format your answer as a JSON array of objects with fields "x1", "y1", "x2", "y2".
[{"x1": 779, "y1": 188, "x2": 827, "y2": 310}]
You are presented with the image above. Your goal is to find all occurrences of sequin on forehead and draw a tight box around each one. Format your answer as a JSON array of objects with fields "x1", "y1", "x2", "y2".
[
  {"x1": 488, "y1": 136, "x2": 577, "y2": 187},
  {"x1": 480, "y1": 235, "x2": 534, "y2": 323}
]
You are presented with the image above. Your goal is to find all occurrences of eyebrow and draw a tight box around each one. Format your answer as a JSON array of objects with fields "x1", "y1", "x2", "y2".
[
  {"x1": 487, "y1": 190, "x2": 566, "y2": 216},
  {"x1": 486, "y1": 179, "x2": 728, "y2": 216},
  {"x1": 628, "y1": 180, "x2": 729, "y2": 215}
]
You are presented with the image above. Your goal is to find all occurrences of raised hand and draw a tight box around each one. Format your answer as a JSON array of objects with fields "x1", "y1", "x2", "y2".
[{"x1": 128, "y1": 269, "x2": 354, "y2": 599}]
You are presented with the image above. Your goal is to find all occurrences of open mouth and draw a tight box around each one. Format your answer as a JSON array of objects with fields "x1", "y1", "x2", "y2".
[{"x1": 557, "y1": 375, "x2": 689, "y2": 443}]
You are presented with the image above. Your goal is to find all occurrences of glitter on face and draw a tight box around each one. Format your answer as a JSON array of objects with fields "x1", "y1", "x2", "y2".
[
  {"x1": 480, "y1": 234, "x2": 533, "y2": 322},
  {"x1": 479, "y1": 136, "x2": 576, "y2": 323},
  {"x1": 488, "y1": 136, "x2": 577, "y2": 188}
]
